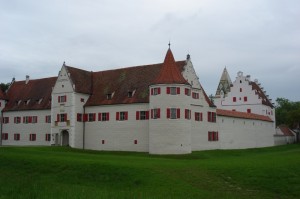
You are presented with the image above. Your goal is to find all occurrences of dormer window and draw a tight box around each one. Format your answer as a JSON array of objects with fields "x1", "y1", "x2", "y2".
[
  {"x1": 106, "y1": 92, "x2": 115, "y2": 100},
  {"x1": 128, "y1": 90, "x2": 136, "y2": 98},
  {"x1": 24, "y1": 99, "x2": 30, "y2": 105}
]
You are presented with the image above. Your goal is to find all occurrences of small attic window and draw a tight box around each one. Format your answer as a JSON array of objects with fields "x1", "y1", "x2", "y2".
[
  {"x1": 38, "y1": 98, "x2": 43, "y2": 104},
  {"x1": 107, "y1": 93, "x2": 112, "y2": 100},
  {"x1": 128, "y1": 90, "x2": 136, "y2": 98},
  {"x1": 24, "y1": 99, "x2": 30, "y2": 105}
]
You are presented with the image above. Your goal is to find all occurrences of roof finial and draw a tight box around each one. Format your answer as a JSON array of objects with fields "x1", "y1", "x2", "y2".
[{"x1": 168, "y1": 41, "x2": 171, "y2": 49}]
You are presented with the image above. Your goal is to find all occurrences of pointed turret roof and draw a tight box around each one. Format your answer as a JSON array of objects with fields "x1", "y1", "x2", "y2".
[
  {"x1": 215, "y1": 67, "x2": 232, "y2": 96},
  {"x1": 153, "y1": 48, "x2": 189, "y2": 85}
]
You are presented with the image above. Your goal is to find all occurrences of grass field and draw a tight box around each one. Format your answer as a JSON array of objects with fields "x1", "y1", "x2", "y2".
[{"x1": 0, "y1": 144, "x2": 299, "y2": 199}]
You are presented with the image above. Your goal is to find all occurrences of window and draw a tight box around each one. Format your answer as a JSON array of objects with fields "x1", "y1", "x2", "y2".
[
  {"x1": 3, "y1": 117, "x2": 9, "y2": 124},
  {"x1": 166, "y1": 87, "x2": 180, "y2": 95},
  {"x1": 240, "y1": 88, "x2": 242, "y2": 92},
  {"x1": 207, "y1": 112, "x2": 216, "y2": 123},
  {"x1": 14, "y1": 133, "x2": 20, "y2": 141},
  {"x1": 185, "y1": 88, "x2": 191, "y2": 96},
  {"x1": 167, "y1": 108, "x2": 180, "y2": 119},
  {"x1": 57, "y1": 114, "x2": 67, "y2": 122},
  {"x1": 233, "y1": 97, "x2": 236, "y2": 102},
  {"x1": 208, "y1": 131, "x2": 219, "y2": 141},
  {"x1": 107, "y1": 94, "x2": 112, "y2": 100},
  {"x1": 14, "y1": 117, "x2": 21, "y2": 124},
  {"x1": 80, "y1": 98, "x2": 85, "y2": 102},
  {"x1": 136, "y1": 111, "x2": 149, "y2": 120},
  {"x1": 58, "y1": 95, "x2": 67, "y2": 103},
  {"x1": 151, "y1": 108, "x2": 160, "y2": 119},
  {"x1": 45, "y1": 134, "x2": 51, "y2": 141},
  {"x1": 77, "y1": 113, "x2": 82, "y2": 122},
  {"x1": 195, "y1": 112, "x2": 203, "y2": 121},
  {"x1": 151, "y1": 87, "x2": 161, "y2": 95},
  {"x1": 101, "y1": 140, "x2": 105, "y2": 144},
  {"x1": 29, "y1": 134, "x2": 36, "y2": 141},
  {"x1": 247, "y1": 109, "x2": 251, "y2": 113},
  {"x1": 88, "y1": 113, "x2": 96, "y2": 122},
  {"x1": 23, "y1": 116, "x2": 29, "y2": 124},
  {"x1": 128, "y1": 91, "x2": 135, "y2": 98},
  {"x1": 32, "y1": 116, "x2": 38, "y2": 123},
  {"x1": 192, "y1": 92, "x2": 199, "y2": 99},
  {"x1": 185, "y1": 109, "x2": 191, "y2": 120},
  {"x1": 244, "y1": 96, "x2": 248, "y2": 102},
  {"x1": 2, "y1": 133, "x2": 8, "y2": 140},
  {"x1": 134, "y1": 140, "x2": 138, "y2": 144},
  {"x1": 98, "y1": 112, "x2": 110, "y2": 121},
  {"x1": 116, "y1": 111, "x2": 128, "y2": 121},
  {"x1": 45, "y1": 115, "x2": 51, "y2": 123}
]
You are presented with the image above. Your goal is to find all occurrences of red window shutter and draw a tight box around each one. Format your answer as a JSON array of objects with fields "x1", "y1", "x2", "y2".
[
  {"x1": 65, "y1": 114, "x2": 68, "y2": 121},
  {"x1": 177, "y1": 87, "x2": 180, "y2": 94},
  {"x1": 125, "y1": 112, "x2": 128, "y2": 120},
  {"x1": 158, "y1": 87, "x2": 161, "y2": 94},
  {"x1": 185, "y1": 88, "x2": 188, "y2": 95},
  {"x1": 151, "y1": 88, "x2": 154, "y2": 95},
  {"x1": 29, "y1": 116, "x2": 32, "y2": 123},
  {"x1": 58, "y1": 96, "x2": 60, "y2": 103},
  {"x1": 136, "y1": 111, "x2": 140, "y2": 120},
  {"x1": 107, "y1": 113, "x2": 110, "y2": 121},
  {"x1": 83, "y1": 114, "x2": 88, "y2": 122},
  {"x1": 185, "y1": 109, "x2": 187, "y2": 119},
  {"x1": 151, "y1": 109, "x2": 153, "y2": 119},
  {"x1": 233, "y1": 97, "x2": 236, "y2": 102},
  {"x1": 98, "y1": 113, "x2": 102, "y2": 121},
  {"x1": 116, "y1": 112, "x2": 120, "y2": 121},
  {"x1": 244, "y1": 96, "x2": 247, "y2": 102},
  {"x1": 177, "y1": 108, "x2": 180, "y2": 119},
  {"x1": 93, "y1": 113, "x2": 96, "y2": 121},
  {"x1": 207, "y1": 112, "x2": 211, "y2": 122},
  {"x1": 167, "y1": 108, "x2": 170, "y2": 119},
  {"x1": 166, "y1": 87, "x2": 170, "y2": 94},
  {"x1": 157, "y1": 108, "x2": 161, "y2": 118},
  {"x1": 146, "y1": 111, "x2": 149, "y2": 120},
  {"x1": 194, "y1": 112, "x2": 197, "y2": 121}
]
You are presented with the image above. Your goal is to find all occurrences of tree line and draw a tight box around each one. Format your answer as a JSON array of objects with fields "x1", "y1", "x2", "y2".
[{"x1": 276, "y1": 98, "x2": 300, "y2": 129}]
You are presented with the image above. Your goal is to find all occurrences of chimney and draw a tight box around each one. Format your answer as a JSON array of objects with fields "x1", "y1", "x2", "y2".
[{"x1": 25, "y1": 75, "x2": 30, "y2": 84}]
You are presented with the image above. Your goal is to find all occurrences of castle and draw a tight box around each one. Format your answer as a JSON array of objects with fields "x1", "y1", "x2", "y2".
[{"x1": 0, "y1": 47, "x2": 276, "y2": 154}]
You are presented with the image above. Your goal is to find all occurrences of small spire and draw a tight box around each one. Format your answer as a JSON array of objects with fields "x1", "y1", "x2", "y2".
[
  {"x1": 168, "y1": 41, "x2": 171, "y2": 49},
  {"x1": 63, "y1": 61, "x2": 66, "y2": 66}
]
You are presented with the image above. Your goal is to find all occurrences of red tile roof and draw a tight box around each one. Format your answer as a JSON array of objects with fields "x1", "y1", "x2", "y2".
[
  {"x1": 65, "y1": 66, "x2": 92, "y2": 94},
  {"x1": 250, "y1": 82, "x2": 274, "y2": 108},
  {"x1": 84, "y1": 61, "x2": 187, "y2": 106},
  {"x1": 277, "y1": 125, "x2": 295, "y2": 136},
  {"x1": 3, "y1": 77, "x2": 57, "y2": 112},
  {"x1": 217, "y1": 109, "x2": 273, "y2": 122},
  {"x1": 153, "y1": 48, "x2": 189, "y2": 85}
]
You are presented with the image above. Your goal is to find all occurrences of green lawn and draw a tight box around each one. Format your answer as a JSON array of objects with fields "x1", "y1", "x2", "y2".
[{"x1": 0, "y1": 144, "x2": 299, "y2": 199}]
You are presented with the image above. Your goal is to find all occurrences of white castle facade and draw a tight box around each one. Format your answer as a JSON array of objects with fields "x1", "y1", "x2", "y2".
[{"x1": 0, "y1": 48, "x2": 276, "y2": 154}]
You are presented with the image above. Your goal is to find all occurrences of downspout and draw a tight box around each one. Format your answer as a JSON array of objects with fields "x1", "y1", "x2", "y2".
[{"x1": 83, "y1": 106, "x2": 85, "y2": 150}]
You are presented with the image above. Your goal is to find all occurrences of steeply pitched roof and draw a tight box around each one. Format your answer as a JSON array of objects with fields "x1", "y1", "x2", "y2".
[
  {"x1": 215, "y1": 67, "x2": 232, "y2": 96},
  {"x1": 65, "y1": 66, "x2": 92, "y2": 94},
  {"x1": 277, "y1": 125, "x2": 295, "y2": 136},
  {"x1": 217, "y1": 109, "x2": 273, "y2": 122},
  {"x1": 250, "y1": 82, "x2": 274, "y2": 108},
  {"x1": 84, "y1": 61, "x2": 187, "y2": 106},
  {"x1": 152, "y1": 48, "x2": 189, "y2": 85},
  {"x1": 3, "y1": 77, "x2": 57, "y2": 112}
]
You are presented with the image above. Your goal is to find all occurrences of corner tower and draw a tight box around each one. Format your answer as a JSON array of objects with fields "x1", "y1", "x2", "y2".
[{"x1": 149, "y1": 47, "x2": 192, "y2": 154}]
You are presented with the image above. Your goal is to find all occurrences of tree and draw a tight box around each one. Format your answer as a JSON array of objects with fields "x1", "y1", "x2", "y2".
[
  {"x1": 276, "y1": 98, "x2": 300, "y2": 128},
  {"x1": 0, "y1": 83, "x2": 10, "y2": 92}
]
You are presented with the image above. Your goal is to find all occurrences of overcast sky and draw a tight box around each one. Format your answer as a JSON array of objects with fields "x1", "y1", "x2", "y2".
[{"x1": 1, "y1": 0, "x2": 299, "y2": 102}]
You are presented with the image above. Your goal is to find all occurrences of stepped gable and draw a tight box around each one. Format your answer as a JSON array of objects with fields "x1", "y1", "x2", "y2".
[
  {"x1": 217, "y1": 109, "x2": 273, "y2": 122},
  {"x1": 85, "y1": 61, "x2": 186, "y2": 106},
  {"x1": 65, "y1": 66, "x2": 92, "y2": 94},
  {"x1": 3, "y1": 77, "x2": 57, "y2": 112},
  {"x1": 250, "y1": 82, "x2": 273, "y2": 108},
  {"x1": 152, "y1": 48, "x2": 189, "y2": 85}
]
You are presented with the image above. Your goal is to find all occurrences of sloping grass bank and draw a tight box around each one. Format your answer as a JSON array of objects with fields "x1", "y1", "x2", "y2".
[{"x1": 0, "y1": 144, "x2": 299, "y2": 199}]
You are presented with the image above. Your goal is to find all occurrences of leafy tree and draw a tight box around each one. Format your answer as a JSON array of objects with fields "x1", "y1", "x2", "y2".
[
  {"x1": 0, "y1": 83, "x2": 9, "y2": 92},
  {"x1": 276, "y1": 98, "x2": 300, "y2": 128}
]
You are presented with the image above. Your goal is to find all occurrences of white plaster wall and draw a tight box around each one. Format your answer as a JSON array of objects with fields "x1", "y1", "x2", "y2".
[
  {"x1": 217, "y1": 115, "x2": 275, "y2": 149},
  {"x1": 149, "y1": 84, "x2": 192, "y2": 154},
  {"x1": 2, "y1": 110, "x2": 51, "y2": 146},
  {"x1": 182, "y1": 60, "x2": 201, "y2": 89},
  {"x1": 84, "y1": 103, "x2": 149, "y2": 152}
]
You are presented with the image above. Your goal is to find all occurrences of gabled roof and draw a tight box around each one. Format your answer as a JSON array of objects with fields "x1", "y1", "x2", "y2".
[
  {"x1": 250, "y1": 82, "x2": 274, "y2": 108},
  {"x1": 217, "y1": 109, "x2": 273, "y2": 122},
  {"x1": 277, "y1": 125, "x2": 295, "y2": 136},
  {"x1": 3, "y1": 77, "x2": 57, "y2": 112},
  {"x1": 84, "y1": 61, "x2": 187, "y2": 106},
  {"x1": 152, "y1": 48, "x2": 189, "y2": 85},
  {"x1": 65, "y1": 66, "x2": 92, "y2": 94}
]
